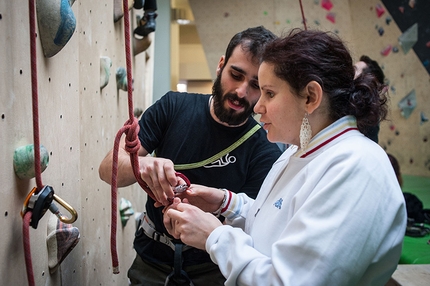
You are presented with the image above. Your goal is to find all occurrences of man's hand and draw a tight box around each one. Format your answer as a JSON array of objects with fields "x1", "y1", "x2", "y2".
[
  {"x1": 139, "y1": 156, "x2": 183, "y2": 206},
  {"x1": 99, "y1": 137, "x2": 188, "y2": 207}
]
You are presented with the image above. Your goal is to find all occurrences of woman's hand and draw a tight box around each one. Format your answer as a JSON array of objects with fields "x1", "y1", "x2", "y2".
[
  {"x1": 163, "y1": 198, "x2": 223, "y2": 250},
  {"x1": 174, "y1": 184, "x2": 225, "y2": 213}
]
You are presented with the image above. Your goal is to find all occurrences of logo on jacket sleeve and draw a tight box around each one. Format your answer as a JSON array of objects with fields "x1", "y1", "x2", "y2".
[{"x1": 274, "y1": 198, "x2": 283, "y2": 209}]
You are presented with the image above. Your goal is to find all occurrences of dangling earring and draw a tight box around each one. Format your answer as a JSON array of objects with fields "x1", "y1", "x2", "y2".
[{"x1": 300, "y1": 113, "x2": 312, "y2": 150}]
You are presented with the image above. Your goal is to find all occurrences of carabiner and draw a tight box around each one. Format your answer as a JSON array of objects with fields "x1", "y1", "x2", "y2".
[
  {"x1": 173, "y1": 184, "x2": 188, "y2": 194},
  {"x1": 50, "y1": 194, "x2": 78, "y2": 224},
  {"x1": 21, "y1": 185, "x2": 78, "y2": 228},
  {"x1": 173, "y1": 172, "x2": 190, "y2": 194}
]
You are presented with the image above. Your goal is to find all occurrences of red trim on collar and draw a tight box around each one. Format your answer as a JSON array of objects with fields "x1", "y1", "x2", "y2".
[{"x1": 300, "y1": 127, "x2": 358, "y2": 158}]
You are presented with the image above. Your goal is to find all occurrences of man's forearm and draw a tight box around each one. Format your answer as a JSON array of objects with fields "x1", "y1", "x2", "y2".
[{"x1": 99, "y1": 148, "x2": 139, "y2": 187}]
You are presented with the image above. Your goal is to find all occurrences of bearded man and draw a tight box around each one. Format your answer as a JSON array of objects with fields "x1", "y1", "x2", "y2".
[{"x1": 99, "y1": 26, "x2": 281, "y2": 286}]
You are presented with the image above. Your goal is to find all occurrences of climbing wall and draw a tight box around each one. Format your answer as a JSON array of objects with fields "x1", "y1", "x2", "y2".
[
  {"x1": 189, "y1": 0, "x2": 354, "y2": 80},
  {"x1": 190, "y1": 0, "x2": 430, "y2": 177},
  {"x1": 0, "y1": 0, "x2": 153, "y2": 285},
  {"x1": 349, "y1": 0, "x2": 430, "y2": 177}
]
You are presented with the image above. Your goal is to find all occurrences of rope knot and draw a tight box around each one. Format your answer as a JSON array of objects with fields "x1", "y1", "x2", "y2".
[{"x1": 123, "y1": 117, "x2": 141, "y2": 154}]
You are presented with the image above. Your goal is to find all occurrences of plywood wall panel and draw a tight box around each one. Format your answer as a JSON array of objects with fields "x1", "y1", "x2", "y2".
[{"x1": 1, "y1": 1, "x2": 151, "y2": 285}]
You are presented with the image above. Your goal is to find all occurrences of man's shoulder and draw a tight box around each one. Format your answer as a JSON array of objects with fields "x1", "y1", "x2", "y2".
[
  {"x1": 151, "y1": 92, "x2": 210, "y2": 115},
  {"x1": 163, "y1": 91, "x2": 210, "y2": 102}
]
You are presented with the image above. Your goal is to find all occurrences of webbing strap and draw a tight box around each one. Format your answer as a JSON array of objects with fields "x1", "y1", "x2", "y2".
[
  {"x1": 174, "y1": 124, "x2": 261, "y2": 170},
  {"x1": 164, "y1": 243, "x2": 194, "y2": 286}
]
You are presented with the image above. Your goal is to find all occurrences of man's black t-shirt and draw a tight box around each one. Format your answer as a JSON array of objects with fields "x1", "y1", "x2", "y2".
[{"x1": 135, "y1": 91, "x2": 282, "y2": 266}]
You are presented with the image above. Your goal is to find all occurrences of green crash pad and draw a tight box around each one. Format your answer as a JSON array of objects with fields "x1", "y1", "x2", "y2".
[{"x1": 399, "y1": 175, "x2": 430, "y2": 264}]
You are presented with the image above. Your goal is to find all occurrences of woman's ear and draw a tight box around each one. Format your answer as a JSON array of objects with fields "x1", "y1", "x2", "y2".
[
  {"x1": 304, "y1": 81, "x2": 323, "y2": 114},
  {"x1": 216, "y1": 55, "x2": 225, "y2": 76}
]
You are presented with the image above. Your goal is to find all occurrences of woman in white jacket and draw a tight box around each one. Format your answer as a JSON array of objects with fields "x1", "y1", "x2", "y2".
[{"x1": 163, "y1": 29, "x2": 407, "y2": 286}]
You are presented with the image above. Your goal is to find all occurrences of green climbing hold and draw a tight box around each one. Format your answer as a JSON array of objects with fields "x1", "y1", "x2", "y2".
[{"x1": 13, "y1": 144, "x2": 49, "y2": 179}]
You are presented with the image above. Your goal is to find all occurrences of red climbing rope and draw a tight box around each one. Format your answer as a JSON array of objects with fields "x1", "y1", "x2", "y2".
[
  {"x1": 110, "y1": 0, "x2": 157, "y2": 274},
  {"x1": 298, "y1": 0, "x2": 307, "y2": 30},
  {"x1": 23, "y1": 211, "x2": 34, "y2": 286},
  {"x1": 22, "y1": 0, "x2": 44, "y2": 285},
  {"x1": 29, "y1": 0, "x2": 42, "y2": 190}
]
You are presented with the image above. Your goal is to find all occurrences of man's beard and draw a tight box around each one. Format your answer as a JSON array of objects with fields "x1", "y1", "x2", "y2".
[{"x1": 212, "y1": 73, "x2": 256, "y2": 126}]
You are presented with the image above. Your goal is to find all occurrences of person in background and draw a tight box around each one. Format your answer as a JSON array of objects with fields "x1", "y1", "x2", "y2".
[
  {"x1": 354, "y1": 55, "x2": 386, "y2": 143},
  {"x1": 99, "y1": 26, "x2": 281, "y2": 285},
  {"x1": 163, "y1": 29, "x2": 407, "y2": 286},
  {"x1": 387, "y1": 153, "x2": 403, "y2": 187}
]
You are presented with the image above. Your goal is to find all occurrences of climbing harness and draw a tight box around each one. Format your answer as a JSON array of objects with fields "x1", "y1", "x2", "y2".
[
  {"x1": 22, "y1": 1, "x2": 78, "y2": 285},
  {"x1": 137, "y1": 213, "x2": 192, "y2": 252},
  {"x1": 135, "y1": 213, "x2": 194, "y2": 286},
  {"x1": 164, "y1": 243, "x2": 195, "y2": 286}
]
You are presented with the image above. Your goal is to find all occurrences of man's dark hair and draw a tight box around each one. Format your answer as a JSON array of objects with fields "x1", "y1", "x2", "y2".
[
  {"x1": 359, "y1": 55, "x2": 385, "y2": 84},
  {"x1": 224, "y1": 26, "x2": 276, "y2": 66}
]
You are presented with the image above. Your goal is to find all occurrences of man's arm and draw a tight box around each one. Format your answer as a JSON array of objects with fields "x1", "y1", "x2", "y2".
[
  {"x1": 98, "y1": 137, "x2": 184, "y2": 205},
  {"x1": 99, "y1": 136, "x2": 148, "y2": 187}
]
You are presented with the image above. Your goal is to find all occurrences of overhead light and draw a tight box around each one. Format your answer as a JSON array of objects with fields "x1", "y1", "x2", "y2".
[
  {"x1": 172, "y1": 8, "x2": 191, "y2": 25},
  {"x1": 177, "y1": 81, "x2": 187, "y2": 92},
  {"x1": 176, "y1": 19, "x2": 191, "y2": 25}
]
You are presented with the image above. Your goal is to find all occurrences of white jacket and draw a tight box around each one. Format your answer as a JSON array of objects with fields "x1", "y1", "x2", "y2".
[{"x1": 206, "y1": 116, "x2": 407, "y2": 286}]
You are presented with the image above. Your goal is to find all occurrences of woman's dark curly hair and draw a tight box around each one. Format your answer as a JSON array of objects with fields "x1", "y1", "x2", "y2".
[{"x1": 261, "y1": 29, "x2": 388, "y2": 133}]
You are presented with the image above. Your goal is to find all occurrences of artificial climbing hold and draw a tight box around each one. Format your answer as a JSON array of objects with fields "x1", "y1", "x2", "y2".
[
  {"x1": 133, "y1": 33, "x2": 152, "y2": 55},
  {"x1": 100, "y1": 56, "x2": 112, "y2": 89},
  {"x1": 46, "y1": 213, "x2": 80, "y2": 274},
  {"x1": 116, "y1": 67, "x2": 128, "y2": 91},
  {"x1": 36, "y1": 0, "x2": 76, "y2": 57},
  {"x1": 119, "y1": 198, "x2": 134, "y2": 227},
  {"x1": 13, "y1": 144, "x2": 49, "y2": 179}
]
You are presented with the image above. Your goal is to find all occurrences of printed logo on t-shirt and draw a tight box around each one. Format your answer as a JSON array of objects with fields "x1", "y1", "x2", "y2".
[{"x1": 204, "y1": 153, "x2": 236, "y2": 168}]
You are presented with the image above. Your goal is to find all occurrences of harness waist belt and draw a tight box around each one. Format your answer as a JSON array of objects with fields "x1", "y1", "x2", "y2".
[{"x1": 138, "y1": 213, "x2": 191, "y2": 252}]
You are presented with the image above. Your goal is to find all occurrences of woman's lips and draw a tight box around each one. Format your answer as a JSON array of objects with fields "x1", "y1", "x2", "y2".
[{"x1": 262, "y1": 122, "x2": 270, "y2": 131}]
